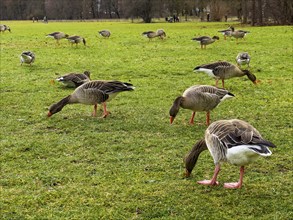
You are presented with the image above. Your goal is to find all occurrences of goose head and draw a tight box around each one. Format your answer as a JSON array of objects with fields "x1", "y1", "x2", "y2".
[
  {"x1": 243, "y1": 69, "x2": 258, "y2": 84},
  {"x1": 212, "y1": 36, "x2": 220, "y2": 40},
  {"x1": 169, "y1": 96, "x2": 183, "y2": 124}
]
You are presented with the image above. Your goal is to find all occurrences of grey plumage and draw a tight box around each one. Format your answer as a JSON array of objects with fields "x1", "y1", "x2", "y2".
[
  {"x1": 98, "y1": 30, "x2": 111, "y2": 38},
  {"x1": 0, "y1": 24, "x2": 11, "y2": 33},
  {"x1": 20, "y1": 51, "x2": 35, "y2": 65},
  {"x1": 192, "y1": 36, "x2": 219, "y2": 49},
  {"x1": 236, "y1": 52, "x2": 251, "y2": 68},
  {"x1": 56, "y1": 71, "x2": 91, "y2": 88},
  {"x1": 194, "y1": 61, "x2": 257, "y2": 88},
  {"x1": 218, "y1": 28, "x2": 232, "y2": 40},
  {"x1": 48, "y1": 80, "x2": 135, "y2": 118},
  {"x1": 67, "y1": 35, "x2": 86, "y2": 46},
  {"x1": 169, "y1": 85, "x2": 234, "y2": 125},
  {"x1": 142, "y1": 29, "x2": 166, "y2": 40},
  {"x1": 184, "y1": 119, "x2": 276, "y2": 188},
  {"x1": 46, "y1": 32, "x2": 69, "y2": 44},
  {"x1": 230, "y1": 26, "x2": 250, "y2": 42}
]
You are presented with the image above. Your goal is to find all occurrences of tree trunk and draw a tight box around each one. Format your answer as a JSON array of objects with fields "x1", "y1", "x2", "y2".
[{"x1": 251, "y1": 0, "x2": 257, "y2": 26}]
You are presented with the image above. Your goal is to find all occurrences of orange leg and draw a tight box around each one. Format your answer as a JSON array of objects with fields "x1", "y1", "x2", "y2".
[
  {"x1": 198, "y1": 164, "x2": 220, "y2": 186},
  {"x1": 102, "y1": 102, "x2": 110, "y2": 118},
  {"x1": 221, "y1": 79, "x2": 225, "y2": 89},
  {"x1": 92, "y1": 104, "x2": 98, "y2": 117},
  {"x1": 206, "y1": 111, "x2": 210, "y2": 126},
  {"x1": 224, "y1": 166, "x2": 244, "y2": 189},
  {"x1": 189, "y1": 112, "x2": 196, "y2": 124},
  {"x1": 215, "y1": 79, "x2": 219, "y2": 87}
]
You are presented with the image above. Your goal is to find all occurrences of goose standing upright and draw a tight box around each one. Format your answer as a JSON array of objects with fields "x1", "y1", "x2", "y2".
[
  {"x1": 236, "y1": 52, "x2": 251, "y2": 68},
  {"x1": 46, "y1": 32, "x2": 69, "y2": 44},
  {"x1": 218, "y1": 28, "x2": 232, "y2": 40},
  {"x1": 184, "y1": 119, "x2": 276, "y2": 189},
  {"x1": 20, "y1": 51, "x2": 35, "y2": 66},
  {"x1": 67, "y1": 35, "x2": 86, "y2": 46},
  {"x1": 169, "y1": 85, "x2": 234, "y2": 126},
  {"x1": 56, "y1": 71, "x2": 91, "y2": 88},
  {"x1": 230, "y1": 26, "x2": 250, "y2": 43},
  {"x1": 194, "y1": 61, "x2": 257, "y2": 88},
  {"x1": 192, "y1": 36, "x2": 219, "y2": 49},
  {"x1": 48, "y1": 80, "x2": 135, "y2": 118},
  {"x1": 98, "y1": 30, "x2": 111, "y2": 38}
]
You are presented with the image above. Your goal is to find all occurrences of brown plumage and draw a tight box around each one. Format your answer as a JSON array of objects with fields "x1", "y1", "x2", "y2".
[
  {"x1": 46, "y1": 32, "x2": 69, "y2": 44},
  {"x1": 56, "y1": 71, "x2": 91, "y2": 88},
  {"x1": 184, "y1": 119, "x2": 276, "y2": 189},
  {"x1": 67, "y1": 35, "x2": 86, "y2": 46},
  {"x1": 98, "y1": 30, "x2": 111, "y2": 38},
  {"x1": 169, "y1": 85, "x2": 234, "y2": 125},
  {"x1": 192, "y1": 36, "x2": 219, "y2": 49},
  {"x1": 194, "y1": 61, "x2": 257, "y2": 88},
  {"x1": 230, "y1": 26, "x2": 250, "y2": 43},
  {"x1": 48, "y1": 80, "x2": 135, "y2": 118}
]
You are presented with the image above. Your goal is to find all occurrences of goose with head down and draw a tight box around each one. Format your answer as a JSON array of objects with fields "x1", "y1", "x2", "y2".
[
  {"x1": 184, "y1": 119, "x2": 276, "y2": 189},
  {"x1": 0, "y1": 24, "x2": 11, "y2": 33},
  {"x1": 67, "y1": 35, "x2": 86, "y2": 46},
  {"x1": 169, "y1": 85, "x2": 234, "y2": 126},
  {"x1": 98, "y1": 30, "x2": 111, "y2": 38},
  {"x1": 194, "y1": 61, "x2": 258, "y2": 88},
  {"x1": 236, "y1": 52, "x2": 251, "y2": 68},
  {"x1": 48, "y1": 80, "x2": 134, "y2": 118},
  {"x1": 20, "y1": 51, "x2": 35, "y2": 66}
]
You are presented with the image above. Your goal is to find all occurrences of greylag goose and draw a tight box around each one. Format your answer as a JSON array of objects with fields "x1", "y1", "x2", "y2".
[
  {"x1": 67, "y1": 35, "x2": 86, "y2": 46},
  {"x1": 98, "y1": 30, "x2": 111, "y2": 38},
  {"x1": 156, "y1": 29, "x2": 166, "y2": 39},
  {"x1": 230, "y1": 26, "x2": 250, "y2": 43},
  {"x1": 169, "y1": 85, "x2": 234, "y2": 126},
  {"x1": 194, "y1": 61, "x2": 258, "y2": 88},
  {"x1": 48, "y1": 80, "x2": 135, "y2": 118},
  {"x1": 236, "y1": 52, "x2": 251, "y2": 68},
  {"x1": 192, "y1": 36, "x2": 219, "y2": 49},
  {"x1": 0, "y1": 24, "x2": 11, "y2": 33},
  {"x1": 20, "y1": 51, "x2": 35, "y2": 66},
  {"x1": 184, "y1": 119, "x2": 276, "y2": 189},
  {"x1": 56, "y1": 71, "x2": 91, "y2": 88},
  {"x1": 46, "y1": 32, "x2": 69, "y2": 44},
  {"x1": 142, "y1": 31, "x2": 158, "y2": 40},
  {"x1": 218, "y1": 28, "x2": 232, "y2": 40}
]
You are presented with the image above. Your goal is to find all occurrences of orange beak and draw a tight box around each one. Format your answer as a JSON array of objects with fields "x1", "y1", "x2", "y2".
[
  {"x1": 47, "y1": 111, "x2": 52, "y2": 117},
  {"x1": 170, "y1": 116, "x2": 174, "y2": 124},
  {"x1": 253, "y1": 79, "x2": 261, "y2": 85}
]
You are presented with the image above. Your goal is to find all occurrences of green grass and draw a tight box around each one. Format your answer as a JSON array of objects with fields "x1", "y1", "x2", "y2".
[{"x1": 1, "y1": 20, "x2": 292, "y2": 219}]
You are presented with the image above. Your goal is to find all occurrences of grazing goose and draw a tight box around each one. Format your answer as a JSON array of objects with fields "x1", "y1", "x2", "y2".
[
  {"x1": 169, "y1": 85, "x2": 234, "y2": 126},
  {"x1": 156, "y1": 29, "x2": 166, "y2": 39},
  {"x1": 142, "y1": 31, "x2": 158, "y2": 40},
  {"x1": 230, "y1": 26, "x2": 250, "y2": 43},
  {"x1": 56, "y1": 71, "x2": 91, "y2": 88},
  {"x1": 98, "y1": 30, "x2": 111, "y2": 38},
  {"x1": 67, "y1": 35, "x2": 86, "y2": 46},
  {"x1": 20, "y1": 51, "x2": 35, "y2": 66},
  {"x1": 184, "y1": 119, "x2": 276, "y2": 189},
  {"x1": 194, "y1": 61, "x2": 257, "y2": 88},
  {"x1": 48, "y1": 80, "x2": 135, "y2": 118},
  {"x1": 46, "y1": 32, "x2": 69, "y2": 44},
  {"x1": 192, "y1": 36, "x2": 219, "y2": 49},
  {"x1": 236, "y1": 52, "x2": 251, "y2": 68},
  {"x1": 218, "y1": 28, "x2": 232, "y2": 40},
  {"x1": 0, "y1": 24, "x2": 11, "y2": 33}
]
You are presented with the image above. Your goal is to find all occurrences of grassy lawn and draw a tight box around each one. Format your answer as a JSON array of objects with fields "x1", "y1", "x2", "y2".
[{"x1": 1, "y1": 20, "x2": 292, "y2": 219}]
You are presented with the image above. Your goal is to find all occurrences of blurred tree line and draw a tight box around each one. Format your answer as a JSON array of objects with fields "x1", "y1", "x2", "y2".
[{"x1": 0, "y1": 0, "x2": 292, "y2": 25}]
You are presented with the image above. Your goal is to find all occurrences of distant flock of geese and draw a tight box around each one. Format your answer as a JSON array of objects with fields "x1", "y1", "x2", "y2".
[{"x1": 1, "y1": 23, "x2": 276, "y2": 189}]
